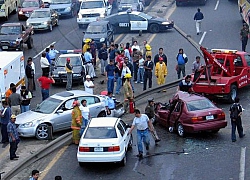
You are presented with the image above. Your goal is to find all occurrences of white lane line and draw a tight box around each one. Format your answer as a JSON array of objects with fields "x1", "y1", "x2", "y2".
[
  {"x1": 239, "y1": 147, "x2": 246, "y2": 180},
  {"x1": 33, "y1": 41, "x2": 56, "y2": 59},
  {"x1": 199, "y1": 31, "x2": 207, "y2": 45},
  {"x1": 214, "y1": 0, "x2": 219, "y2": 11}
]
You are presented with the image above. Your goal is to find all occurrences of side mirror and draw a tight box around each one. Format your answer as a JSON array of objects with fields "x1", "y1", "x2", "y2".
[{"x1": 57, "y1": 109, "x2": 63, "y2": 113}]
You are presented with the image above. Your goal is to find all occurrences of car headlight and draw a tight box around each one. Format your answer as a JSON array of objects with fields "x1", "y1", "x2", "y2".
[
  {"x1": 43, "y1": 21, "x2": 49, "y2": 25},
  {"x1": 65, "y1": 7, "x2": 71, "y2": 12},
  {"x1": 19, "y1": 122, "x2": 34, "y2": 128},
  {"x1": 19, "y1": 11, "x2": 23, "y2": 14},
  {"x1": 162, "y1": 22, "x2": 170, "y2": 25},
  {"x1": 100, "y1": 38, "x2": 105, "y2": 42},
  {"x1": 52, "y1": 74, "x2": 59, "y2": 77},
  {"x1": 73, "y1": 73, "x2": 81, "y2": 77}
]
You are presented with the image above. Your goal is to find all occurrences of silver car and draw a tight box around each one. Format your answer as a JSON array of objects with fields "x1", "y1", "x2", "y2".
[
  {"x1": 16, "y1": 90, "x2": 124, "y2": 139},
  {"x1": 118, "y1": 0, "x2": 144, "y2": 12}
]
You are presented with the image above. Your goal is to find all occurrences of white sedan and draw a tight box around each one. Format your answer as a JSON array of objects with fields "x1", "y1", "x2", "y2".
[{"x1": 77, "y1": 117, "x2": 133, "y2": 167}]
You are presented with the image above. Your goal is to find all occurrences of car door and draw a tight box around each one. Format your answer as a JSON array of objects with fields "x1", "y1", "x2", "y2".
[
  {"x1": 157, "y1": 104, "x2": 170, "y2": 126},
  {"x1": 169, "y1": 101, "x2": 182, "y2": 128},
  {"x1": 116, "y1": 14, "x2": 130, "y2": 33},
  {"x1": 119, "y1": 119, "x2": 130, "y2": 147},
  {"x1": 117, "y1": 121, "x2": 127, "y2": 151},
  {"x1": 129, "y1": 14, "x2": 148, "y2": 31},
  {"x1": 243, "y1": 54, "x2": 250, "y2": 83},
  {"x1": 78, "y1": 96, "x2": 104, "y2": 118}
]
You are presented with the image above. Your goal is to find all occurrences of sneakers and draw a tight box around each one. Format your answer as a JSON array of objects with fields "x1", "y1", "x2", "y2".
[
  {"x1": 136, "y1": 152, "x2": 143, "y2": 158},
  {"x1": 155, "y1": 139, "x2": 161, "y2": 143},
  {"x1": 135, "y1": 81, "x2": 138, "y2": 84},
  {"x1": 240, "y1": 134, "x2": 246, "y2": 138}
]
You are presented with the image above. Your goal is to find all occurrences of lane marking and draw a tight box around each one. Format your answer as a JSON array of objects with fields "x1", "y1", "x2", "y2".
[
  {"x1": 39, "y1": 145, "x2": 69, "y2": 180},
  {"x1": 33, "y1": 41, "x2": 56, "y2": 59},
  {"x1": 114, "y1": 34, "x2": 124, "y2": 43},
  {"x1": 0, "y1": 144, "x2": 10, "y2": 159},
  {"x1": 199, "y1": 31, "x2": 207, "y2": 45},
  {"x1": 165, "y1": 3, "x2": 176, "y2": 19},
  {"x1": 214, "y1": 0, "x2": 219, "y2": 11},
  {"x1": 239, "y1": 147, "x2": 246, "y2": 180}
]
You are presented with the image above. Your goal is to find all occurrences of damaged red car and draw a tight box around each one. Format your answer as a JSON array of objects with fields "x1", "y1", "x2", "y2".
[{"x1": 155, "y1": 91, "x2": 227, "y2": 137}]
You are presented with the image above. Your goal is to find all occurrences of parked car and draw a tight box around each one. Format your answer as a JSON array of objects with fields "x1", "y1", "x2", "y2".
[
  {"x1": 77, "y1": 117, "x2": 133, "y2": 167},
  {"x1": 155, "y1": 91, "x2": 227, "y2": 137},
  {"x1": 26, "y1": 8, "x2": 59, "y2": 32},
  {"x1": 118, "y1": 0, "x2": 144, "y2": 12},
  {"x1": 49, "y1": 0, "x2": 78, "y2": 17},
  {"x1": 18, "y1": 0, "x2": 43, "y2": 21},
  {"x1": 16, "y1": 90, "x2": 124, "y2": 139}
]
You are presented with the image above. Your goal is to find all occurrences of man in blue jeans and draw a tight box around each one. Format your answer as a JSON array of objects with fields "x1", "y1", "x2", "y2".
[
  {"x1": 129, "y1": 109, "x2": 154, "y2": 158},
  {"x1": 105, "y1": 60, "x2": 115, "y2": 93}
]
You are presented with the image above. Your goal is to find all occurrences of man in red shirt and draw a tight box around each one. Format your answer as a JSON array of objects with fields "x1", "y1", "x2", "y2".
[
  {"x1": 115, "y1": 50, "x2": 125, "y2": 69},
  {"x1": 37, "y1": 73, "x2": 55, "y2": 101}
]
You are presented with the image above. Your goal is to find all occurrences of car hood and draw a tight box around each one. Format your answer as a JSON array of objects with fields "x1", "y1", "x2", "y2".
[
  {"x1": 19, "y1": 7, "x2": 39, "y2": 12},
  {"x1": 54, "y1": 66, "x2": 82, "y2": 74},
  {"x1": 16, "y1": 110, "x2": 48, "y2": 124},
  {"x1": 27, "y1": 17, "x2": 50, "y2": 23},
  {"x1": 79, "y1": 8, "x2": 105, "y2": 14},
  {"x1": 50, "y1": 3, "x2": 71, "y2": 9},
  {"x1": 0, "y1": 35, "x2": 19, "y2": 41},
  {"x1": 83, "y1": 33, "x2": 105, "y2": 40}
]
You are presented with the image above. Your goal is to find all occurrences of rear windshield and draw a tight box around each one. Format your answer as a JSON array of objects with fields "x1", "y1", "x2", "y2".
[
  {"x1": 186, "y1": 99, "x2": 215, "y2": 111},
  {"x1": 84, "y1": 127, "x2": 117, "y2": 139}
]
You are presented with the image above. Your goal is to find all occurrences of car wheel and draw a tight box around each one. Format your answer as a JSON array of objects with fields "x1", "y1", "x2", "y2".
[
  {"x1": 149, "y1": 24, "x2": 160, "y2": 33},
  {"x1": 128, "y1": 134, "x2": 133, "y2": 150},
  {"x1": 120, "y1": 155, "x2": 126, "y2": 167},
  {"x1": 35, "y1": 124, "x2": 50, "y2": 140},
  {"x1": 97, "y1": 111, "x2": 106, "y2": 117},
  {"x1": 176, "y1": 1, "x2": 181, "y2": 6},
  {"x1": 27, "y1": 37, "x2": 33, "y2": 49},
  {"x1": 49, "y1": 23, "x2": 53, "y2": 32},
  {"x1": 177, "y1": 123, "x2": 185, "y2": 137},
  {"x1": 79, "y1": 162, "x2": 85, "y2": 167},
  {"x1": 211, "y1": 129, "x2": 220, "y2": 133},
  {"x1": 227, "y1": 84, "x2": 237, "y2": 103}
]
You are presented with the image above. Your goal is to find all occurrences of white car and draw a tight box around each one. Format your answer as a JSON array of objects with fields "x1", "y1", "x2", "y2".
[{"x1": 77, "y1": 117, "x2": 133, "y2": 166}]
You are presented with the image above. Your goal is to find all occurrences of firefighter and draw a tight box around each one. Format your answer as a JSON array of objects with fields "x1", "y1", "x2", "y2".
[
  {"x1": 155, "y1": 57, "x2": 168, "y2": 85},
  {"x1": 82, "y1": 38, "x2": 91, "y2": 54},
  {"x1": 71, "y1": 100, "x2": 82, "y2": 145},
  {"x1": 143, "y1": 40, "x2": 152, "y2": 59},
  {"x1": 123, "y1": 73, "x2": 134, "y2": 113},
  {"x1": 145, "y1": 98, "x2": 161, "y2": 143}
]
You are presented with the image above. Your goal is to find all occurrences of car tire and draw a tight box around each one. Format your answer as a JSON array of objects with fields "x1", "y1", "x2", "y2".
[
  {"x1": 27, "y1": 37, "x2": 33, "y2": 49},
  {"x1": 227, "y1": 84, "x2": 237, "y2": 103},
  {"x1": 97, "y1": 111, "x2": 106, "y2": 117},
  {"x1": 79, "y1": 162, "x2": 85, "y2": 167},
  {"x1": 128, "y1": 134, "x2": 133, "y2": 150},
  {"x1": 120, "y1": 155, "x2": 127, "y2": 167},
  {"x1": 35, "y1": 124, "x2": 50, "y2": 140},
  {"x1": 211, "y1": 129, "x2": 220, "y2": 133},
  {"x1": 149, "y1": 24, "x2": 160, "y2": 33},
  {"x1": 49, "y1": 23, "x2": 53, "y2": 32},
  {"x1": 177, "y1": 123, "x2": 185, "y2": 137}
]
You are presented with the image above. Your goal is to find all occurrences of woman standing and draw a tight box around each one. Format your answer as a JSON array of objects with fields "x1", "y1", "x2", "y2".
[
  {"x1": 115, "y1": 62, "x2": 122, "y2": 95},
  {"x1": 71, "y1": 100, "x2": 82, "y2": 145}
]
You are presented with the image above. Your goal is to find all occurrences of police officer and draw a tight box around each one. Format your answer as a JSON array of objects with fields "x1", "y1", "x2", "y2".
[
  {"x1": 143, "y1": 56, "x2": 154, "y2": 91},
  {"x1": 105, "y1": 92, "x2": 115, "y2": 117},
  {"x1": 65, "y1": 57, "x2": 73, "y2": 91},
  {"x1": 145, "y1": 98, "x2": 160, "y2": 143}
]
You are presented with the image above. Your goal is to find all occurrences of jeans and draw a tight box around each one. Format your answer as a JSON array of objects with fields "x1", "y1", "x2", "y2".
[
  {"x1": 133, "y1": 62, "x2": 138, "y2": 81},
  {"x1": 115, "y1": 76, "x2": 122, "y2": 94},
  {"x1": 231, "y1": 118, "x2": 244, "y2": 141},
  {"x1": 10, "y1": 141, "x2": 18, "y2": 159},
  {"x1": 177, "y1": 64, "x2": 186, "y2": 79},
  {"x1": 41, "y1": 89, "x2": 49, "y2": 101},
  {"x1": 66, "y1": 73, "x2": 72, "y2": 91},
  {"x1": 137, "y1": 129, "x2": 150, "y2": 153},
  {"x1": 21, "y1": 105, "x2": 30, "y2": 113},
  {"x1": 107, "y1": 76, "x2": 114, "y2": 93},
  {"x1": 143, "y1": 71, "x2": 152, "y2": 91},
  {"x1": 137, "y1": 68, "x2": 144, "y2": 82},
  {"x1": 1, "y1": 124, "x2": 8, "y2": 143},
  {"x1": 101, "y1": 59, "x2": 108, "y2": 74}
]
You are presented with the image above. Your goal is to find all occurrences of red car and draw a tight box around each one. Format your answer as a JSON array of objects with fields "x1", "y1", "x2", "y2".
[
  {"x1": 18, "y1": 0, "x2": 43, "y2": 21},
  {"x1": 155, "y1": 91, "x2": 227, "y2": 137}
]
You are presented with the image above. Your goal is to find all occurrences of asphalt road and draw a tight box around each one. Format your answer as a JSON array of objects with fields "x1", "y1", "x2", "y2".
[{"x1": 1, "y1": 0, "x2": 250, "y2": 179}]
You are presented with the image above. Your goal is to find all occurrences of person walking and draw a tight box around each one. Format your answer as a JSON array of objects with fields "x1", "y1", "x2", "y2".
[
  {"x1": 30, "y1": 57, "x2": 36, "y2": 92},
  {"x1": 177, "y1": 75, "x2": 193, "y2": 92},
  {"x1": 7, "y1": 114, "x2": 20, "y2": 160},
  {"x1": 25, "y1": 58, "x2": 35, "y2": 94},
  {"x1": 123, "y1": 73, "x2": 133, "y2": 113},
  {"x1": 105, "y1": 92, "x2": 115, "y2": 117},
  {"x1": 71, "y1": 100, "x2": 82, "y2": 145},
  {"x1": 0, "y1": 101, "x2": 11, "y2": 144},
  {"x1": 84, "y1": 75, "x2": 95, "y2": 94},
  {"x1": 115, "y1": 62, "x2": 122, "y2": 95},
  {"x1": 65, "y1": 57, "x2": 73, "y2": 91},
  {"x1": 105, "y1": 60, "x2": 116, "y2": 93},
  {"x1": 137, "y1": 54, "x2": 144, "y2": 84},
  {"x1": 98, "y1": 43, "x2": 109, "y2": 76},
  {"x1": 8, "y1": 87, "x2": 21, "y2": 116},
  {"x1": 176, "y1": 48, "x2": 188, "y2": 79},
  {"x1": 90, "y1": 40, "x2": 97, "y2": 68},
  {"x1": 37, "y1": 73, "x2": 55, "y2": 101},
  {"x1": 240, "y1": 23, "x2": 250, "y2": 52},
  {"x1": 155, "y1": 57, "x2": 168, "y2": 85},
  {"x1": 192, "y1": 56, "x2": 203, "y2": 81},
  {"x1": 145, "y1": 98, "x2": 160, "y2": 143},
  {"x1": 143, "y1": 56, "x2": 154, "y2": 91},
  {"x1": 131, "y1": 40, "x2": 140, "y2": 51},
  {"x1": 128, "y1": 109, "x2": 154, "y2": 158},
  {"x1": 132, "y1": 48, "x2": 140, "y2": 83},
  {"x1": 84, "y1": 48, "x2": 96, "y2": 79},
  {"x1": 229, "y1": 97, "x2": 245, "y2": 142},
  {"x1": 154, "y1": 47, "x2": 167, "y2": 66},
  {"x1": 20, "y1": 86, "x2": 32, "y2": 113},
  {"x1": 79, "y1": 99, "x2": 90, "y2": 135},
  {"x1": 109, "y1": 44, "x2": 116, "y2": 61},
  {"x1": 194, "y1": 8, "x2": 204, "y2": 35},
  {"x1": 29, "y1": 170, "x2": 39, "y2": 180},
  {"x1": 40, "y1": 52, "x2": 50, "y2": 75},
  {"x1": 5, "y1": 83, "x2": 15, "y2": 103}
]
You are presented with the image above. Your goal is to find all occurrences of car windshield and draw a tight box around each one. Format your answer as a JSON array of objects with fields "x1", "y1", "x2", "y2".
[
  {"x1": 120, "y1": 0, "x2": 137, "y2": 4},
  {"x1": 51, "y1": 0, "x2": 70, "y2": 4},
  {"x1": 81, "y1": 1, "x2": 104, "y2": 9},
  {"x1": 84, "y1": 127, "x2": 117, "y2": 139},
  {"x1": 22, "y1": 1, "x2": 39, "y2": 7},
  {"x1": 33, "y1": 97, "x2": 63, "y2": 114},
  {"x1": 138, "y1": 12, "x2": 152, "y2": 20},
  {"x1": 56, "y1": 56, "x2": 82, "y2": 66},
  {"x1": 86, "y1": 25, "x2": 106, "y2": 34},
  {"x1": 30, "y1": 11, "x2": 50, "y2": 18},
  {"x1": 186, "y1": 99, "x2": 215, "y2": 111},
  {"x1": 0, "y1": 26, "x2": 21, "y2": 35}
]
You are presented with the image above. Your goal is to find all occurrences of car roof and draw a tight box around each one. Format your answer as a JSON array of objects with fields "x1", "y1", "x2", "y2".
[
  {"x1": 89, "y1": 117, "x2": 119, "y2": 127},
  {"x1": 33, "y1": 8, "x2": 50, "y2": 12},
  {"x1": 89, "y1": 20, "x2": 109, "y2": 26},
  {"x1": 116, "y1": 11, "x2": 140, "y2": 15},
  {"x1": 176, "y1": 91, "x2": 206, "y2": 102},
  {"x1": 2, "y1": 23, "x2": 21, "y2": 26},
  {"x1": 51, "y1": 90, "x2": 94, "y2": 100},
  {"x1": 59, "y1": 54, "x2": 82, "y2": 58}
]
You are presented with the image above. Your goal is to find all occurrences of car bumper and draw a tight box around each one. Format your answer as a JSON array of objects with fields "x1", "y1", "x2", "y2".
[
  {"x1": 57, "y1": 11, "x2": 71, "y2": 16},
  {"x1": 53, "y1": 76, "x2": 83, "y2": 84},
  {"x1": 77, "y1": 152, "x2": 125, "y2": 163},
  {"x1": 17, "y1": 126, "x2": 36, "y2": 137},
  {"x1": 77, "y1": 17, "x2": 99, "y2": 25},
  {"x1": 0, "y1": 43, "x2": 21, "y2": 50},
  {"x1": 159, "y1": 23, "x2": 174, "y2": 30},
  {"x1": 32, "y1": 24, "x2": 50, "y2": 30},
  {"x1": 183, "y1": 120, "x2": 227, "y2": 133}
]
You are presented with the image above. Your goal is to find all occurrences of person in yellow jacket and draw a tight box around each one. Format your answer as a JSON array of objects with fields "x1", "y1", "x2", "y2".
[
  {"x1": 71, "y1": 100, "x2": 82, "y2": 145},
  {"x1": 82, "y1": 38, "x2": 91, "y2": 54},
  {"x1": 123, "y1": 73, "x2": 133, "y2": 113},
  {"x1": 155, "y1": 57, "x2": 168, "y2": 85}
]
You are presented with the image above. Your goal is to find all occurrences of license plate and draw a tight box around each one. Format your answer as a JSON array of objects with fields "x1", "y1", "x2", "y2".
[
  {"x1": 94, "y1": 147, "x2": 103, "y2": 152},
  {"x1": 2, "y1": 46, "x2": 8, "y2": 49},
  {"x1": 206, "y1": 115, "x2": 214, "y2": 120}
]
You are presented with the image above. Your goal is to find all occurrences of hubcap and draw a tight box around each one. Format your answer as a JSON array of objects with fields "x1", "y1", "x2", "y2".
[
  {"x1": 178, "y1": 124, "x2": 184, "y2": 136},
  {"x1": 37, "y1": 125, "x2": 48, "y2": 139}
]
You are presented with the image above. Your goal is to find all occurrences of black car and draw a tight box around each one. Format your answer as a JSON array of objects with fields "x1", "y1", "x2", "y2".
[
  {"x1": 52, "y1": 53, "x2": 85, "y2": 85},
  {"x1": 104, "y1": 11, "x2": 174, "y2": 33},
  {"x1": 83, "y1": 20, "x2": 114, "y2": 49}
]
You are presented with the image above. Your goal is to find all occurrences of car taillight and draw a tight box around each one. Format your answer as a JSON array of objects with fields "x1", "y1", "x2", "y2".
[
  {"x1": 191, "y1": 116, "x2": 203, "y2": 123},
  {"x1": 108, "y1": 146, "x2": 120, "y2": 152},
  {"x1": 217, "y1": 112, "x2": 225, "y2": 119},
  {"x1": 79, "y1": 147, "x2": 90, "y2": 152}
]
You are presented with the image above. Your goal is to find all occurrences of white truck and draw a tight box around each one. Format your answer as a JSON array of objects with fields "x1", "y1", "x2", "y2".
[
  {"x1": 0, "y1": 51, "x2": 25, "y2": 103},
  {"x1": 77, "y1": 0, "x2": 112, "y2": 28}
]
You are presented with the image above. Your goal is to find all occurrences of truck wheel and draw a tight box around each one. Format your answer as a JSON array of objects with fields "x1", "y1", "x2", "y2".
[
  {"x1": 27, "y1": 37, "x2": 33, "y2": 49},
  {"x1": 227, "y1": 85, "x2": 237, "y2": 103}
]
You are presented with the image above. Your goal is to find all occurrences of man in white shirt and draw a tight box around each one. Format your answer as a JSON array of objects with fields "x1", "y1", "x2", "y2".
[
  {"x1": 131, "y1": 40, "x2": 140, "y2": 51},
  {"x1": 80, "y1": 99, "x2": 90, "y2": 136},
  {"x1": 84, "y1": 75, "x2": 95, "y2": 94},
  {"x1": 40, "y1": 52, "x2": 50, "y2": 75}
]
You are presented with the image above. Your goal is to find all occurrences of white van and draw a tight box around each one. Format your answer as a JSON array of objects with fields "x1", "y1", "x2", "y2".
[{"x1": 77, "y1": 0, "x2": 112, "y2": 28}]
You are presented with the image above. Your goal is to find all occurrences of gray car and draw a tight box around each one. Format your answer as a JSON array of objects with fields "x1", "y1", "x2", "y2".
[
  {"x1": 118, "y1": 0, "x2": 143, "y2": 12},
  {"x1": 16, "y1": 90, "x2": 124, "y2": 139}
]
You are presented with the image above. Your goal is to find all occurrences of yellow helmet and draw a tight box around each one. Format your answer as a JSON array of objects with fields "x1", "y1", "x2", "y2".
[
  {"x1": 145, "y1": 44, "x2": 151, "y2": 51},
  {"x1": 124, "y1": 73, "x2": 132, "y2": 79},
  {"x1": 84, "y1": 38, "x2": 92, "y2": 43}
]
